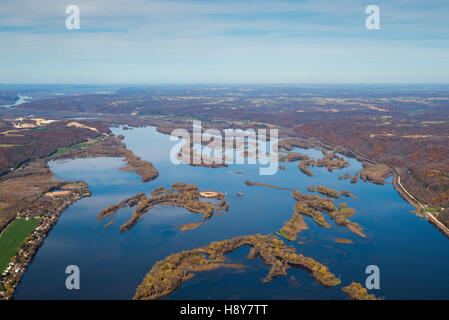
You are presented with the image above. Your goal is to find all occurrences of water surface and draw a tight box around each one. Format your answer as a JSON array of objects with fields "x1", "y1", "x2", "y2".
[{"x1": 14, "y1": 126, "x2": 449, "y2": 299}]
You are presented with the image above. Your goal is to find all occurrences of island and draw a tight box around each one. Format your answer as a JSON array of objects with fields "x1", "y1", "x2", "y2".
[
  {"x1": 292, "y1": 190, "x2": 365, "y2": 237},
  {"x1": 339, "y1": 173, "x2": 351, "y2": 180},
  {"x1": 244, "y1": 180, "x2": 292, "y2": 191},
  {"x1": 239, "y1": 180, "x2": 364, "y2": 239},
  {"x1": 342, "y1": 282, "x2": 379, "y2": 300},
  {"x1": 334, "y1": 238, "x2": 354, "y2": 244},
  {"x1": 278, "y1": 151, "x2": 310, "y2": 163},
  {"x1": 277, "y1": 138, "x2": 350, "y2": 177},
  {"x1": 133, "y1": 234, "x2": 341, "y2": 300},
  {"x1": 298, "y1": 160, "x2": 315, "y2": 177},
  {"x1": 97, "y1": 183, "x2": 229, "y2": 232},
  {"x1": 358, "y1": 162, "x2": 392, "y2": 185},
  {"x1": 276, "y1": 213, "x2": 309, "y2": 241},
  {"x1": 308, "y1": 185, "x2": 358, "y2": 199},
  {"x1": 179, "y1": 222, "x2": 205, "y2": 231}
]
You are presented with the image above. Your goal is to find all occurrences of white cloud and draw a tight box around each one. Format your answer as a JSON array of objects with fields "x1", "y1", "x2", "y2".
[{"x1": 0, "y1": 0, "x2": 448, "y2": 83}]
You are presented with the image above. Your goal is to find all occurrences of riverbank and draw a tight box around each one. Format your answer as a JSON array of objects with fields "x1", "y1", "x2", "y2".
[
  {"x1": 113, "y1": 121, "x2": 449, "y2": 240},
  {"x1": 392, "y1": 171, "x2": 449, "y2": 238},
  {"x1": 308, "y1": 134, "x2": 449, "y2": 239},
  {"x1": 9, "y1": 123, "x2": 449, "y2": 300},
  {"x1": 52, "y1": 135, "x2": 159, "y2": 183},
  {"x1": 0, "y1": 182, "x2": 91, "y2": 299},
  {"x1": 0, "y1": 219, "x2": 40, "y2": 274},
  {"x1": 0, "y1": 132, "x2": 160, "y2": 299}
]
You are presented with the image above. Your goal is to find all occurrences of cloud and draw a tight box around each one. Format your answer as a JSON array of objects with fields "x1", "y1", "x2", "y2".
[{"x1": 0, "y1": 0, "x2": 448, "y2": 83}]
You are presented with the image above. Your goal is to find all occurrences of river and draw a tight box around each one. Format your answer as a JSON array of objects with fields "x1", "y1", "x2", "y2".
[
  {"x1": 0, "y1": 95, "x2": 32, "y2": 108},
  {"x1": 14, "y1": 126, "x2": 449, "y2": 299}
]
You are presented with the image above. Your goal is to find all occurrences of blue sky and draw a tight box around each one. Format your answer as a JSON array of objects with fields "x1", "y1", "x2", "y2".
[{"x1": 0, "y1": 0, "x2": 448, "y2": 83}]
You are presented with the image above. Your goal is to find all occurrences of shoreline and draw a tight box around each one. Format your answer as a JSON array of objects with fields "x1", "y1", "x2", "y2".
[
  {"x1": 0, "y1": 132, "x2": 159, "y2": 299},
  {"x1": 3, "y1": 121, "x2": 447, "y2": 300},
  {"x1": 115, "y1": 122, "x2": 449, "y2": 239},
  {"x1": 309, "y1": 133, "x2": 449, "y2": 239},
  {"x1": 0, "y1": 182, "x2": 91, "y2": 299},
  {"x1": 145, "y1": 120, "x2": 449, "y2": 239},
  {"x1": 392, "y1": 170, "x2": 449, "y2": 238}
]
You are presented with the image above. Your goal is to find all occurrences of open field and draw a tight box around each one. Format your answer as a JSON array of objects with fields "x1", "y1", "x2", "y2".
[
  {"x1": 0, "y1": 159, "x2": 59, "y2": 231},
  {"x1": 0, "y1": 218, "x2": 39, "y2": 273},
  {"x1": 47, "y1": 138, "x2": 102, "y2": 158}
]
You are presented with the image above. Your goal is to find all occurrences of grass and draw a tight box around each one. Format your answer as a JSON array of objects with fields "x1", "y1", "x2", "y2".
[
  {"x1": 423, "y1": 207, "x2": 440, "y2": 213},
  {"x1": 312, "y1": 216, "x2": 326, "y2": 226},
  {"x1": 328, "y1": 277, "x2": 342, "y2": 286},
  {"x1": 48, "y1": 139, "x2": 101, "y2": 158},
  {"x1": 0, "y1": 218, "x2": 40, "y2": 273},
  {"x1": 275, "y1": 229, "x2": 294, "y2": 241},
  {"x1": 0, "y1": 144, "x2": 19, "y2": 148}
]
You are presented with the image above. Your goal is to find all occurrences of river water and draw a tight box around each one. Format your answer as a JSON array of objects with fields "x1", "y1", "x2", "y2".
[
  {"x1": 0, "y1": 95, "x2": 32, "y2": 108},
  {"x1": 14, "y1": 126, "x2": 449, "y2": 299}
]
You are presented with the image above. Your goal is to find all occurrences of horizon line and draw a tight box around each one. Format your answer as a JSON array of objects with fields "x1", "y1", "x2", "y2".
[{"x1": 0, "y1": 82, "x2": 448, "y2": 86}]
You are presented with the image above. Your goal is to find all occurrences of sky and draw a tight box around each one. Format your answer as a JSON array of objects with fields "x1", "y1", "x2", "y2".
[{"x1": 0, "y1": 0, "x2": 448, "y2": 84}]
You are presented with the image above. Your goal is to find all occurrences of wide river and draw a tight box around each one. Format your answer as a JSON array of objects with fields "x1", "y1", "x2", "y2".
[{"x1": 15, "y1": 126, "x2": 449, "y2": 299}]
